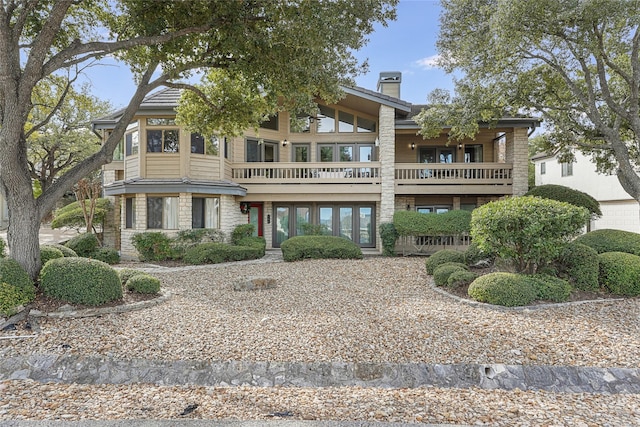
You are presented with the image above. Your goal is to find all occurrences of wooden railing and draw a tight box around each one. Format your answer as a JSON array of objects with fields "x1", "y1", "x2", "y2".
[
  {"x1": 395, "y1": 162, "x2": 513, "y2": 185},
  {"x1": 232, "y1": 162, "x2": 381, "y2": 184},
  {"x1": 396, "y1": 234, "x2": 472, "y2": 256}
]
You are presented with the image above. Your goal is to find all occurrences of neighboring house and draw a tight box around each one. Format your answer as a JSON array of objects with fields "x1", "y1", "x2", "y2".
[
  {"x1": 532, "y1": 151, "x2": 640, "y2": 232},
  {"x1": 95, "y1": 72, "x2": 538, "y2": 258}
]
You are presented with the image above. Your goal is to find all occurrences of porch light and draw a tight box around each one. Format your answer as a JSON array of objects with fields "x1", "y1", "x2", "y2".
[
  {"x1": 281, "y1": 139, "x2": 288, "y2": 147},
  {"x1": 374, "y1": 137, "x2": 379, "y2": 146},
  {"x1": 458, "y1": 142, "x2": 463, "y2": 149},
  {"x1": 411, "y1": 142, "x2": 415, "y2": 150},
  {"x1": 257, "y1": 138, "x2": 264, "y2": 145}
]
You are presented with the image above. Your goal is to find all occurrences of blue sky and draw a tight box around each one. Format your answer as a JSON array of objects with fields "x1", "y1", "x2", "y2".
[{"x1": 83, "y1": 0, "x2": 453, "y2": 109}]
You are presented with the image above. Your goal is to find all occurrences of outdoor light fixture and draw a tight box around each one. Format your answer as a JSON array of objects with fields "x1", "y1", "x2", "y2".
[
  {"x1": 458, "y1": 142, "x2": 463, "y2": 149},
  {"x1": 411, "y1": 142, "x2": 416, "y2": 150},
  {"x1": 374, "y1": 137, "x2": 380, "y2": 146},
  {"x1": 282, "y1": 139, "x2": 288, "y2": 147}
]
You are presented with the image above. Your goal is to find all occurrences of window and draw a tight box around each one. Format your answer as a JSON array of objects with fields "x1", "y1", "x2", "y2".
[
  {"x1": 125, "y1": 131, "x2": 139, "y2": 156},
  {"x1": 125, "y1": 198, "x2": 135, "y2": 229},
  {"x1": 224, "y1": 137, "x2": 229, "y2": 159},
  {"x1": 464, "y1": 145, "x2": 483, "y2": 163},
  {"x1": 292, "y1": 144, "x2": 309, "y2": 162},
  {"x1": 317, "y1": 105, "x2": 335, "y2": 133},
  {"x1": 191, "y1": 133, "x2": 219, "y2": 155},
  {"x1": 357, "y1": 117, "x2": 376, "y2": 133},
  {"x1": 147, "y1": 118, "x2": 176, "y2": 126},
  {"x1": 290, "y1": 114, "x2": 311, "y2": 133},
  {"x1": 113, "y1": 140, "x2": 124, "y2": 161},
  {"x1": 147, "y1": 129, "x2": 179, "y2": 153},
  {"x1": 260, "y1": 114, "x2": 278, "y2": 131},
  {"x1": 318, "y1": 143, "x2": 375, "y2": 162},
  {"x1": 419, "y1": 147, "x2": 455, "y2": 163},
  {"x1": 192, "y1": 197, "x2": 219, "y2": 228},
  {"x1": 338, "y1": 111, "x2": 354, "y2": 132},
  {"x1": 561, "y1": 162, "x2": 573, "y2": 177},
  {"x1": 541, "y1": 162, "x2": 546, "y2": 175},
  {"x1": 417, "y1": 206, "x2": 451, "y2": 214},
  {"x1": 147, "y1": 196, "x2": 178, "y2": 229},
  {"x1": 246, "y1": 139, "x2": 278, "y2": 162}
]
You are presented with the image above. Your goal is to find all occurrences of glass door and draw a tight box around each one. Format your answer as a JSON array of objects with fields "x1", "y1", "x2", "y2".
[{"x1": 249, "y1": 203, "x2": 263, "y2": 237}]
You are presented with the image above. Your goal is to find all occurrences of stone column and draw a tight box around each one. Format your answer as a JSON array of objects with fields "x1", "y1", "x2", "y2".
[
  {"x1": 379, "y1": 104, "x2": 396, "y2": 224},
  {"x1": 178, "y1": 192, "x2": 192, "y2": 230},
  {"x1": 506, "y1": 128, "x2": 530, "y2": 196}
]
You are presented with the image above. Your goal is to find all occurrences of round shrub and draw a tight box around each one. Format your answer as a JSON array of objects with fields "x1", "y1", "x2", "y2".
[
  {"x1": 556, "y1": 242, "x2": 599, "y2": 291},
  {"x1": 598, "y1": 252, "x2": 640, "y2": 296},
  {"x1": 90, "y1": 247, "x2": 120, "y2": 265},
  {"x1": 526, "y1": 184, "x2": 601, "y2": 217},
  {"x1": 0, "y1": 258, "x2": 35, "y2": 302},
  {"x1": 280, "y1": 236, "x2": 363, "y2": 261},
  {"x1": 574, "y1": 229, "x2": 640, "y2": 256},
  {"x1": 131, "y1": 232, "x2": 174, "y2": 261},
  {"x1": 433, "y1": 262, "x2": 468, "y2": 287},
  {"x1": 64, "y1": 233, "x2": 100, "y2": 257},
  {"x1": 183, "y1": 242, "x2": 264, "y2": 265},
  {"x1": 527, "y1": 274, "x2": 572, "y2": 303},
  {"x1": 231, "y1": 223, "x2": 255, "y2": 245},
  {"x1": 117, "y1": 268, "x2": 145, "y2": 286},
  {"x1": 45, "y1": 243, "x2": 78, "y2": 257},
  {"x1": 40, "y1": 246, "x2": 64, "y2": 266},
  {"x1": 447, "y1": 270, "x2": 478, "y2": 288},
  {"x1": 126, "y1": 274, "x2": 161, "y2": 294},
  {"x1": 40, "y1": 257, "x2": 122, "y2": 306},
  {"x1": 425, "y1": 249, "x2": 466, "y2": 275},
  {"x1": 235, "y1": 236, "x2": 267, "y2": 257},
  {"x1": 0, "y1": 282, "x2": 31, "y2": 317},
  {"x1": 468, "y1": 272, "x2": 538, "y2": 307},
  {"x1": 464, "y1": 241, "x2": 495, "y2": 266}
]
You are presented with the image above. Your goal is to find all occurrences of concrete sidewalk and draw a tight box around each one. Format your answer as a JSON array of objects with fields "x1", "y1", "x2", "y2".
[
  {"x1": 2, "y1": 421, "x2": 465, "y2": 427},
  {"x1": 0, "y1": 225, "x2": 79, "y2": 246}
]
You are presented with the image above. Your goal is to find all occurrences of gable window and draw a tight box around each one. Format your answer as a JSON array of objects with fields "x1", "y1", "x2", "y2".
[
  {"x1": 317, "y1": 105, "x2": 335, "y2": 133},
  {"x1": 338, "y1": 111, "x2": 354, "y2": 132},
  {"x1": 147, "y1": 129, "x2": 179, "y2": 153},
  {"x1": 147, "y1": 118, "x2": 176, "y2": 126},
  {"x1": 290, "y1": 114, "x2": 311, "y2": 133},
  {"x1": 147, "y1": 196, "x2": 178, "y2": 229},
  {"x1": 125, "y1": 198, "x2": 136, "y2": 229},
  {"x1": 357, "y1": 117, "x2": 376, "y2": 133},
  {"x1": 125, "y1": 131, "x2": 139, "y2": 156},
  {"x1": 561, "y1": 162, "x2": 573, "y2": 177},
  {"x1": 541, "y1": 162, "x2": 546, "y2": 175},
  {"x1": 191, "y1": 133, "x2": 219, "y2": 155},
  {"x1": 192, "y1": 197, "x2": 219, "y2": 228},
  {"x1": 246, "y1": 138, "x2": 277, "y2": 162},
  {"x1": 260, "y1": 114, "x2": 278, "y2": 131}
]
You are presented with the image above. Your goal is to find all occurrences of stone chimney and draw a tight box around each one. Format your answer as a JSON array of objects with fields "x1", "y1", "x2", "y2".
[{"x1": 377, "y1": 71, "x2": 402, "y2": 98}]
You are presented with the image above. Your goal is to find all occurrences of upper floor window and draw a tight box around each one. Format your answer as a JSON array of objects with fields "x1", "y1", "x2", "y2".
[
  {"x1": 290, "y1": 114, "x2": 311, "y2": 133},
  {"x1": 317, "y1": 105, "x2": 336, "y2": 133},
  {"x1": 540, "y1": 162, "x2": 546, "y2": 175},
  {"x1": 260, "y1": 114, "x2": 278, "y2": 131},
  {"x1": 147, "y1": 118, "x2": 176, "y2": 126},
  {"x1": 147, "y1": 129, "x2": 179, "y2": 153},
  {"x1": 292, "y1": 144, "x2": 310, "y2": 162},
  {"x1": 357, "y1": 117, "x2": 376, "y2": 133},
  {"x1": 246, "y1": 138, "x2": 278, "y2": 162},
  {"x1": 125, "y1": 130, "x2": 139, "y2": 156},
  {"x1": 561, "y1": 162, "x2": 573, "y2": 177},
  {"x1": 338, "y1": 111, "x2": 354, "y2": 132},
  {"x1": 190, "y1": 133, "x2": 219, "y2": 155},
  {"x1": 318, "y1": 143, "x2": 375, "y2": 162},
  {"x1": 464, "y1": 145, "x2": 483, "y2": 163}
]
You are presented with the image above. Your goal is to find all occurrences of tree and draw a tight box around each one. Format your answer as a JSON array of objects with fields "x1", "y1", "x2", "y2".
[
  {"x1": 0, "y1": 0, "x2": 397, "y2": 279},
  {"x1": 415, "y1": 0, "x2": 640, "y2": 219}
]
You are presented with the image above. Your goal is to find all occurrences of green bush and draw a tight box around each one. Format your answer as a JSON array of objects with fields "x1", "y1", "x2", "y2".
[
  {"x1": 45, "y1": 243, "x2": 78, "y2": 257},
  {"x1": 126, "y1": 274, "x2": 161, "y2": 294},
  {"x1": 574, "y1": 229, "x2": 640, "y2": 256},
  {"x1": 464, "y1": 241, "x2": 495, "y2": 266},
  {"x1": 280, "y1": 236, "x2": 363, "y2": 262},
  {"x1": 231, "y1": 224, "x2": 255, "y2": 245},
  {"x1": 235, "y1": 236, "x2": 266, "y2": 257},
  {"x1": 40, "y1": 257, "x2": 122, "y2": 306},
  {"x1": 172, "y1": 229, "x2": 226, "y2": 257},
  {"x1": 471, "y1": 196, "x2": 590, "y2": 274},
  {"x1": 64, "y1": 233, "x2": 100, "y2": 257},
  {"x1": 40, "y1": 246, "x2": 64, "y2": 266},
  {"x1": 556, "y1": 242, "x2": 600, "y2": 291},
  {"x1": 379, "y1": 222, "x2": 399, "y2": 257},
  {"x1": 183, "y1": 242, "x2": 263, "y2": 265},
  {"x1": 393, "y1": 209, "x2": 471, "y2": 236},
  {"x1": 131, "y1": 232, "x2": 175, "y2": 261},
  {"x1": 598, "y1": 252, "x2": 640, "y2": 296},
  {"x1": 526, "y1": 184, "x2": 601, "y2": 217},
  {"x1": 0, "y1": 237, "x2": 6, "y2": 258},
  {"x1": 0, "y1": 282, "x2": 31, "y2": 317},
  {"x1": 447, "y1": 270, "x2": 478, "y2": 288},
  {"x1": 0, "y1": 258, "x2": 35, "y2": 303},
  {"x1": 527, "y1": 274, "x2": 572, "y2": 302},
  {"x1": 425, "y1": 249, "x2": 466, "y2": 275},
  {"x1": 468, "y1": 272, "x2": 538, "y2": 307},
  {"x1": 51, "y1": 198, "x2": 112, "y2": 229},
  {"x1": 117, "y1": 268, "x2": 145, "y2": 286},
  {"x1": 433, "y1": 262, "x2": 468, "y2": 287},
  {"x1": 299, "y1": 223, "x2": 331, "y2": 236},
  {"x1": 89, "y1": 247, "x2": 120, "y2": 265}
]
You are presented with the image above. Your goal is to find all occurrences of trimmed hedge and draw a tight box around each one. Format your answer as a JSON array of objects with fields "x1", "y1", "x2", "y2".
[
  {"x1": 468, "y1": 272, "x2": 538, "y2": 307},
  {"x1": 131, "y1": 232, "x2": 174, "y2": 261},
  {"x1": 425, "y1": 249, "x2": 466, "y2": 275},
  {"x1": 64, "y1": 233, "x2": 100, "y2": 257},
  {"x1": 447, "y1": 270, "x2": 478, "y2": 288},
  {"x1": 433, "y1": 262, "x2": 468, "y2": 287},
  {"x1": 89, "y1": 247, "x2": 120, "y2": 265},
  {"x1": 557, "y1": 242, "x2": 600, "y2": 291},
  {"x1": 117, "y1": 268, "x2": 145, "y2": 286},
  {"x1": 126, "y1": 274, "x2": 161, "y2": 294},
  {"x1": 527, "y1": 274, "x2": 572, "y2": 303},
  {"x1": 235, "y1": 236, "x2": 266, "y2": 257},
  {"x1": 40, "y1": 257, "x2": 122, "y2": 306},
  {"x1": 280, "y1": 236, "x2": 363, "y2": 262},
  {"x1": 379, "y1": 222, "x2": 399, "y2": 257},
  {"x1": 45, "y1": 243, "x2": 78, "y2": 257},
  {"x1": 183, "y1": 242, "x2": 263, "y2": 265},
  {"x1": 464, "y1": 241, "x2": 495, "y2": 266},
  {"x1": 40, "y1": 246, "x2": 64, "y2": 266},
  {"x1": 0, "y1": 282, "x2": 31, "y2": 316},
  {"x1": 598, "y1": 252, "x2": 640, "y2": 296},
  {"x1": 393, "y1": 209, "x2": 471, "y2": 236},
  {"x1": 0, "y1": 258, "x2": 35, "y2": 303},
  {"x1": 231, "y1": 224, "x2": 255, "y2": 245},
  {"x1": 526, "y1": 184, "x2": 602, "y2": 217},
  {"x1": 574, "y1": 229, "x2": 640, "y2": 256}
]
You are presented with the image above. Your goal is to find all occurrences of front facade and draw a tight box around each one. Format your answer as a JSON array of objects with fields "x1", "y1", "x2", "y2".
[
  {"x1": 97, "y1": 73, "x2": 538, "y2": 258},
  {"x1": 533, "y1": 151, "x2": 640, "y2": 232}
]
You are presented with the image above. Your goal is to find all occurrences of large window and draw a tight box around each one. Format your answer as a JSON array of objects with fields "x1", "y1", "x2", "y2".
[
  {"x1": 541, "y1": 162, "x2": 546, "y2": 175},
  {"x1": 318, "y1": 143, "x2": 375, "y2": 162},
  {"x1": 464, "y1": 145, "x2": 483, "y2": 163},
  {"x1": 292, "y1": 144, "x2": 310, "y2": 162},
  {"x1": 125, "y1": 198, "x2": 136, "y2": 229},
  {"x1": 246, "y1": 139, "x2": 277, "y2": 162},
  {"x1": 192, "y1": 197, "x2": 219, "y2": 228},
  {"x1": 417, "y1": 206, "x2": 451, "y2": 214},
  {"x1": 260, "y1": 114, "x2": 278, "y2": 131},
  {"x1": 147, "y1": 129, "x2": 179, "y2": 153},
  {"x1": 419, "y1": 147, "x2": 455, "y2": 164},
  {"x1": 317, "y1": 105, "x2": 335, "y2": 133},
  {"x1": 561, "y1": 162, "x2": 573, "y2": 177},
  {"x1": 191, "y1": 133, "x2": 219, "y2": 155},
  {"x1": 125, "y1": 130, "x2": 139, "y2": 156},
  {"x1": 338, "y1": 111, "x2": 354, "y2": 132},
  {"x1": 147, "y1": 196, "x2": 178, "y2": 229},
  {"x1": 316, "y1": 105, "x2": 375, "y2": 134}
]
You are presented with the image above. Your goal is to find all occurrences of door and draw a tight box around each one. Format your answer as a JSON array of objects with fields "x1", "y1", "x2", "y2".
[{"x1": 248, "y1": 203, "x2": 263, "y2": 237}]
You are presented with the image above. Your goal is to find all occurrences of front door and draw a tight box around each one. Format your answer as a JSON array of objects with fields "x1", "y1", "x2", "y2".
[{"x1": 249, "y1": 203, "x2": 263, "y2": 237}]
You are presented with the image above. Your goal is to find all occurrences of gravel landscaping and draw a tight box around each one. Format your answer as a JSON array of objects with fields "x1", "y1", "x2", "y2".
[{"x1": 1, "y1": 256, "x2": 639, "y2": 425}]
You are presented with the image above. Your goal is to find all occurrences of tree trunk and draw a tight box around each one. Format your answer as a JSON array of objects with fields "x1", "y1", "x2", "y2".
[{"x1": 6, "y1": 199, "x2": 42, "y2": 281}]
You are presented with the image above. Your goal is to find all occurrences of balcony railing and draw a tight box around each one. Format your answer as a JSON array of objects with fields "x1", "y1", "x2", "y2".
[
  {"x1": 232, "y1": 162, "x2": 381, "y2": 184},
  {"x1": 395, "y1": 162, "x2": 513, "y2": 185}
]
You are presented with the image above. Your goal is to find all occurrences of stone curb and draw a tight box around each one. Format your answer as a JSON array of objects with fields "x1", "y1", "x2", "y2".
[{"x1": 1, "y1": 354, "x2": 639, "y2": 394}]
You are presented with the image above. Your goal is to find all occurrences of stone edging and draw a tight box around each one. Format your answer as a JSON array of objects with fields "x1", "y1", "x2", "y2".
[
  {"x1": 428, "y1": 279, "x2": 626, "y2": 311},
  {"x1": 1, "y1": 354, "x2": 639, "y2": 394}
]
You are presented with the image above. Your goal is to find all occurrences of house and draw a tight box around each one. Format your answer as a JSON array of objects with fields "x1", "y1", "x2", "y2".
[
  {"x1": 95, "y1": 72, "x2": 539, "y2": 258},
  {"x1": 532, "y1": 151, "x2": 640, "y2": 232}
]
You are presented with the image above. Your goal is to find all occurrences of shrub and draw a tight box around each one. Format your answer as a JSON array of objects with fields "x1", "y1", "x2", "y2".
[
  {"x1": 183, "y1": 242, "x2": 263, "y2": 265},
  {"x1": 556, "y1": 242, "x2": 600, "y2": 291},
  {"x1": 231, "y1": 224, "x2": 255, "y2": 245},
  {"x1": 464, "y1": 241, "x2": 495, "y2": 266},
  {"x1": 45, "y1": 243, "x2": 78, "y2": 257},
  {"x1": 598, "y1": 252, "x2": 640, "y2": 296},
  {"x1": 40, "y1": 246, "x2": 64, "y2": 266},
  {"x1": 172, "y1": 229, "x2": 226, "y2": 257},
  {"x1": 51, "y1": 198, "x2": 112, "y2": 229},
  {"x1": 90, "y1": 247, "x2": 120, "y2": 265},
  {"x1": 379, "y1": 222, "x2": 399, "y2": 257},
  {"x1": 131, "y1": 232, "x2": 174, "y2": 261},
  {"x1": 447, "y1": 270, "x2": 478, "y2": 288},
  {"x1": 526, "y1": 184, "x2": 601, "y2": 217},
  {"x1": 471, "y1": 196, "x2": 590, "y2": 273},
  {"x1": 433, "y1": 262, "x2": 468, "y2": 287},
  {"x1": 0, "y1": 282, "x2": 31, "y2": 317},
  {"x1": 117, "y1": 268, "x2": 146, "y2": 286},
  {"x1": 126, "y1": 274, "x2": 161, "y2": 294},
  {"x1": 40, "y1": 257, "x2": 122, "y2": 306},
  {"x1": 0, "y1": 237, "x2": 6, "y2": 258},
  {"x1": 0, "y1": 258, "x2": 35, "y2": 302},
  {"x1": 64, "y1": 233, "x2": 100, "y2": 257},
  {"x1": 574, "y1": 229, "x2": 640, "y2": 256},
  {"x1": 235, "y1": 236, "x2": 266, "y2": 257},
  {"x1": 280, "y1": 236, "x2": 363, "y2": 262},
  {"x1": 393, "y1": 209, "x2": 472, "y2": 236},
  {"x1": 425, "y1": 249, "x2": 466, "y2": 275},
  {"x1": 468, "y1": 272, "x2": 538, "y2": 307},
  {"x1": 299, "y1": 223, "x2": 331, "y2": 236},
  {"x1": 527, "y1": 274, "x2": 572, "y2": 302}
]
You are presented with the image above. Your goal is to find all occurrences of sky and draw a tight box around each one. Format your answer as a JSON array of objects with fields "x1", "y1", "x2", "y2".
[{"x1": 82, "y1": 0, "x2": 453, "y2": 110}]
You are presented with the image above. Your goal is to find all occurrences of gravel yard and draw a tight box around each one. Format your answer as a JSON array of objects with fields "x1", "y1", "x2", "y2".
[{"x1": 1, "y1": 257, "x2": 639, "y2": 424}]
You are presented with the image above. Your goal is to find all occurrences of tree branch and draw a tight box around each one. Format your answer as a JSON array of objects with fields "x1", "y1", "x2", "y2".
[{"x1": 25, "y1": 73, "x2": 78, "y2": 138}]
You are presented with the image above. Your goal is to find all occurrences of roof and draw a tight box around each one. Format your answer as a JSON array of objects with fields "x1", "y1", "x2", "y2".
[{"x1": 103, "y1": 177, "x2": 247, "y2": 197}]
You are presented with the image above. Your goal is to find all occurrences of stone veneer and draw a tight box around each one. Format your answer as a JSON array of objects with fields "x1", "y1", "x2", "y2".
[
  {"x1": 378, "y1": 104, "x2": 396, "y2": 224},
  {"x1": 505, "y1": 127, "x2": 529, "y2": 196}
]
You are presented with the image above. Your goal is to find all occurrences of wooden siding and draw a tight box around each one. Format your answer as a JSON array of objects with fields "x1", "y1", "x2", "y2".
[
  {"x1": 189, "y1": 156, "x2": 221, "y2": 180},
  {"x1": 145, "y1": 154, "x2": 181, "y2": 178},
  {"x1": 125, "y1": 156, "x2": 139, "y2": 179}
]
